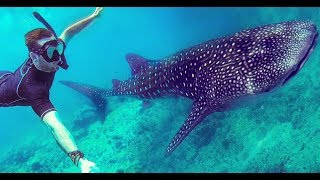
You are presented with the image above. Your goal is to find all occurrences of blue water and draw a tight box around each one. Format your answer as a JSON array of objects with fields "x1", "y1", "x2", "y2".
[{"x1": 0, "y1": 7, "x2": 320, "y2": 173}]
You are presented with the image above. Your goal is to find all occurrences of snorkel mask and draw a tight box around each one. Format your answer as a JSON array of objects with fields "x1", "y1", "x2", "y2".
[{"x1": 32, "y1": 12, "x2": 69, "y2": 70}]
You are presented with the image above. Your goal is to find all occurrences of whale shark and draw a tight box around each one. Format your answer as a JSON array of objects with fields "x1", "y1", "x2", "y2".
[{"x1": 60, "y1": 20, "x2": 318, "y2": 156}]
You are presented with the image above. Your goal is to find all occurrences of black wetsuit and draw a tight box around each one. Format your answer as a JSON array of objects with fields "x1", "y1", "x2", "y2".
[{"x1": 0, "y1": 58, "x2": 56, "y2": 119}]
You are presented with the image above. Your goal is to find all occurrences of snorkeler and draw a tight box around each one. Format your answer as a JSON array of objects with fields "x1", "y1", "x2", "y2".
[{"x1": 0, "y1": 7, "x2": 103, "y2": 173}]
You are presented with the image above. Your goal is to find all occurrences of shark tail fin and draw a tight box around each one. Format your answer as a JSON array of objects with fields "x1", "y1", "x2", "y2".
[{"x1": 59, "y1": 80, "x2": 112, "y2": 120}]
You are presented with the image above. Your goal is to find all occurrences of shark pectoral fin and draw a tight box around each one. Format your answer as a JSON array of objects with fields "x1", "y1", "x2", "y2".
[
  {"x1": 165, "y1": 100, "x2": 217, "y2": 156},
  {"x1": 125, "y1": 53, "x2": 150, "y2": 75}
]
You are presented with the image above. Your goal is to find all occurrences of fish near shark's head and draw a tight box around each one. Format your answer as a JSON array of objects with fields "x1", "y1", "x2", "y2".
[{"x1": 262, "y1": 20, "x2": 318, "y2": 87}]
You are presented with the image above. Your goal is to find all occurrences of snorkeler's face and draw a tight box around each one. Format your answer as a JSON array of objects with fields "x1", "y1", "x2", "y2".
[
  {"x1": 37, "y1": 37, "x2": 66, "y2": 62},
  {"x1": 30, "y1": 36, "x2": 62, "y2": 73}
]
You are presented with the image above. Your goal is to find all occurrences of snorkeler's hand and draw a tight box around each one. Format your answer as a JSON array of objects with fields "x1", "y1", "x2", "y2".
[
  {"x1": 79, "y1": 158, "x2": 100, "y2": 173},
  {"x1": 92, "y1": 7, "x2": 104, "y2": 18}
]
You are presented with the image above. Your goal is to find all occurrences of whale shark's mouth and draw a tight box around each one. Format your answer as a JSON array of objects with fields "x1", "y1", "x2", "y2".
[{"x1": 282, "y1": 31, "x2": 318, "y2": 85}]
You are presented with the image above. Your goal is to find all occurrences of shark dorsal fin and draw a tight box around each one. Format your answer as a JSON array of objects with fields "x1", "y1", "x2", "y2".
[
  {"x1": 125, "y1": 53, "x2": 162, "y2": 76},
  {"x1": 112, "y1": 79, "x2": 121, "y2": 92},
  {"x1": 125, "y1": 53, "x2": 150, "y2": 75}
]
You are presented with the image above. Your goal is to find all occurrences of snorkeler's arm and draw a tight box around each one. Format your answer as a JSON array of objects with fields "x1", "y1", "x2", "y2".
[
  {"x1": 42, "y1": 111, "x2": 79, "y2": 154},
  {"x1": 59, "y1": 7, "x2": 104, "y2": 45},
  {"x1": 42, "y1": 111, "x2": 99, "y2": 172}
]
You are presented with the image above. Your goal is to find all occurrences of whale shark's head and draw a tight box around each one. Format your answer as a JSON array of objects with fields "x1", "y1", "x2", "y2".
[
  {"x1": 279, "y1": 20, "x2": 318, "y2": 85},
  {"x1": 244, "y1": 20, "x2": 318, "y2": 91}
]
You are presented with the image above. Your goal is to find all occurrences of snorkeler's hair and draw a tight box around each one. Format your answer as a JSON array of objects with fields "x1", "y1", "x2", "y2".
[{"x1": 25, "y1": 28, "x2": 53, "y2": 52}]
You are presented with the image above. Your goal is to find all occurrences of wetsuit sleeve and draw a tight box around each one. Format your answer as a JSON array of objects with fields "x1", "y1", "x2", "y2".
[{"x1": 26, "y1": 84, "x2": 57, "y2": 119}]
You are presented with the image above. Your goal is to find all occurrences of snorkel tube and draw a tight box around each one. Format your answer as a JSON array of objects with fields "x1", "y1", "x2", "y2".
[{"x1": 32, "y1": 12, "x2": 69, "y2": 70}]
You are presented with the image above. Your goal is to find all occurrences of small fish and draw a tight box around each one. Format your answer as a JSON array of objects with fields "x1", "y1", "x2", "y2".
[{"x1": 60, "y1": 20, "x2": 318, "y2": 156}]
